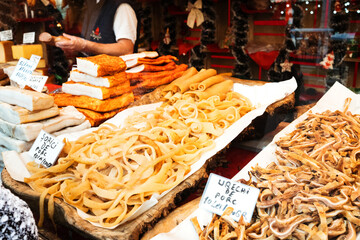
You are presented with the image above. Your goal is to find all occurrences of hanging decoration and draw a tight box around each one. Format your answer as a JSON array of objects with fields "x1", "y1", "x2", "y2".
[
  {"x1": 137, "y1": 4, "x2": 153, "y2": 50},
  {"x1": 163, "y1": 28, "x2": 171, "y2": 45},
  {"x1": 325, "y1": 0, "x2": 349, "y2": 89},
  {"x1": 285, "y1": 3, "x2": 294, "y2": 25},
  {"x1": 280, "y1": 59, "x2": 293, "y2": 72},
  {"x1": 186, "y1": 0, "x2": 204, "y2": 29},
  {"x1": 158, "y1": 0, "x2": 176, "y2": 56},
  {"x1": 200, "y1": 0, "x2": 216, "y2": 46},
  {"x1": 267, "y1": 3, "x2": 303, "y2": 83},
  {"x1": 189, "y1": 0, "x2": 216, "y2": 70},
  {"x1": 320, "y1": 52, "x2": 334, "y2": 69},
  {"x1": 230, "y1": 0, "x2": 251, "y2": 79}
]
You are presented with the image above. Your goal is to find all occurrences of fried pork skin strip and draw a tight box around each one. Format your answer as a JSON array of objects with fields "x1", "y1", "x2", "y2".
[
  {"x1": 51, "y1": 92, "x2": 134, "y2": 112},
  {"x1": 77, "y1": 54, "x2": 126, "y2": 77},
  {"x1": 192, "y1": 207, "x2": 250, "y2": 240},
  {"x1": 194, "y1": 98, "x2": 360, "y2": 239}
]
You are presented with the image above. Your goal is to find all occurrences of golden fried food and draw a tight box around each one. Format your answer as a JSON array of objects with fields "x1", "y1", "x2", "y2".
[
  {"x1": 194, "y1": 98, "x2": 360, "y2": 239},
  {"x1": 25, "y1": 85, "x2": 253, "y2": 228}
]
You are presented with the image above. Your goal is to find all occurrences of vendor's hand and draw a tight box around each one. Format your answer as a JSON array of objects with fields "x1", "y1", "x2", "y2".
[{"x1": 55, "y1": 33, "x2": 87, "y2": 53}]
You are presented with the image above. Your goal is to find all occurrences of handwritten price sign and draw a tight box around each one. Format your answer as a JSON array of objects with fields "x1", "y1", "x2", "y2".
[
  {"x1": 29, "y1": 130, "x2": 64, "y2": 168},
  {"x1": 0, "y1": 30, "x2": 12, "y2": 41},
  {"x1": 199, "y1": 173, "x2": 260, "y2": 222}
]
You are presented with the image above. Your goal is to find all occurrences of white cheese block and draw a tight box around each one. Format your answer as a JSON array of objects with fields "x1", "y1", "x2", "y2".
[
  {"x1": 0, "y1": 131, "x2": 33, "y2": 152},
  {"x1": 0, "y1": 86, "x2": 54, "y2": 111},
  {"x1": 120, "y1": 51, "x2": 158, "y2": 62},
  {"x1": 125, "y1": 58, "x2": 139, "y2": 69},
  {"x1": 76, "y1": 57, "x2": 98, "y2": 77},
  {"x1": 70, "y1": 70, "x2": 111, "y2": 87},
  {"x1": 0, "y1": 101, "x2": 59, "y2": 124},
  {"x1": 52, "y1": 120, "x2": 91, "y2": 137},
  {"x1": 125, "y1": 64, "x2": 145, "y2": 73},
  {"x1": 0, "y1": 118, "x2": 42, "y2": 142},
  {"x1": 41, "y1": 106, "x2": 86, "y2": 133},
  {"x1": 0, "y1": 106, "x2": 87, "y2": 141},
  {"x1": 62, "y1": 80, "x2": 130, "y2": 100},
  {"x1": 2, "y1": 151, "x2": 32, "y2": 182}
]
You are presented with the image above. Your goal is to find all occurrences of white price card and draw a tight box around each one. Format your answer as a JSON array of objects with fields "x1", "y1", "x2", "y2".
[
  {"x1": 0, "y1": 30, "x2": 13, "y2": 41},
  {"x1": 29, "y1": 130, "x2": 64, "y2": 168},
  {"x1": 30, "y1": 54, "x2": 41, "y2": 66},
  {"x1": 23, "y1": 32, "x2": 35, "y2": 44},
  {"x1": 10, "y1": 57, "x2": 37, "y2": 87},
  {"x1": 199, "y1": 173, "x2": 260, "y2": 223},
  {"x1": 27, "y1": 75, "x2": 48, "y2": 92}
]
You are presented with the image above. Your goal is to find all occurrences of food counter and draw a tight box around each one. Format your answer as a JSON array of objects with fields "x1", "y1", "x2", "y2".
[{"x1": 0, "y1": 51, "x2": 299, "y2": 239}]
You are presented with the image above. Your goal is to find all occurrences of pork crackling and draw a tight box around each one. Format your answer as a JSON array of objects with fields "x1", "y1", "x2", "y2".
[{"x1": 193, "y1": 98, "x2": 360, "y2": 240}]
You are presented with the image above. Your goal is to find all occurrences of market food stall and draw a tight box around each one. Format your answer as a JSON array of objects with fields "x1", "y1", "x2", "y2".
[{"x1": 0, "y1": 0, "x2": 359, "y2": 239}]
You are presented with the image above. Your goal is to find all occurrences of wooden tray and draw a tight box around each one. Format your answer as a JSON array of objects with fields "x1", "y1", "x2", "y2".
[
  {"x1": 2, "y1": 159, "x2": 210, "y2": 240},
  {"x1": 2, "y1": 78, "x2": 295, "y2": 239}
]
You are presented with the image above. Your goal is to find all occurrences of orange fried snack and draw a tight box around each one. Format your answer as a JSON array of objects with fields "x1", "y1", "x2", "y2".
[
  {"x1": 76, "y1": 107, "x2": 125, "y2": 127},
  {"x1": 51, "y1": 92, "x2": 134, "y2": 112},
  {"x1": 137, "y1": 55, "x2": 178, "y2": 65},
  {"x1": 77, "y1": 54, "x2": 126, "y2": 77},
  {"x1": 70, "y1": 70, "x2": 127, "y2": 88},
  {"x1": 139, "y1": 64, "x2": 188, "y2": 89},
  {"x1": 62, "y1": 80, "x2": 131, "y2": 100}
]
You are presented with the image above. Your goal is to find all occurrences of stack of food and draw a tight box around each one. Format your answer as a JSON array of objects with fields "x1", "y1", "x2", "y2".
[
  {"x1": 24, "y1": 67, "x2": 256, "y2": 228},
  {"x1": 52, "y1": 54, "x2": 134, "y2": 127},
  {"x1": 125, "y1": 54, "x2": 188, "y2": 98},
  {"x1": 162, "y1": 67, "x2": 236, "y2": 103},
  {"x1": 0, "y1": 86, "x2": 90, "y2": 166},
  {"x1": 192, "y1": 98, "x2": 360, "y2": 239}
]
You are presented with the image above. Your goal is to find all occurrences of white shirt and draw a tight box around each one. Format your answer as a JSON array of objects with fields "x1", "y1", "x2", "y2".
[{"x1": 95, "y1": 1, "x2": 137, "y2": 44}]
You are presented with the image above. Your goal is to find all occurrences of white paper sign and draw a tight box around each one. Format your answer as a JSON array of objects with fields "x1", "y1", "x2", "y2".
[
  {"x1": 199, "y1": 173, "x2": 260, "y2": 223},
  {"x1": 27, "y1": 75, "x2": 48, "y2": 92},
  {"x1": 30, "y1": 54, "x2": 41, "y2": 65},
  {"x1": 23, "y1": 32, "x2": 35, "y2": 44},
  {"x1": 29, "y1": 130, "x2": 64, "y2": 168},
  {"x1": 0, "y1": 30, "x2": 13, "y2": 41},
  {"x1": 10, "y1": 57, "x2": 37, "y2": 87}
]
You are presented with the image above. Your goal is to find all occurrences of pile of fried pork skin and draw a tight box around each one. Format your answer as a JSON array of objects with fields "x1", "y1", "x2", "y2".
[{"x1": 194, "y1": 98, "x2": 360, "y2": 240}]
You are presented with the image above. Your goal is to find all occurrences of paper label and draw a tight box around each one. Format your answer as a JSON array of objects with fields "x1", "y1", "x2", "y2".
[
  {"x1": 10, "y1": 57, "x2": 37, "y2": 87},
  {"x1": 27, "y1": 75, "x2": 48, "y2": 92},
  {"x1": 30, "y1": 54, "x2": 41, "y2": 65},
  {"x1": 0, "y1": 30, "x2": 13, "y2": 41},
  {"x1": 23, "y1": 32, "x2": 35, "y2": 44},
  {"x1": 29, "y1": 130, "x2": 64, "y2": 168},
  {"x1": 199, "y1": 173, "x2": 260, "y2": 223}
]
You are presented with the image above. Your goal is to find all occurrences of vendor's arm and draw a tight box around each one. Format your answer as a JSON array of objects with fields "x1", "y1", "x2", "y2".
[
  {"x1": 55, "y1": 34, "x2": 134, "y2": 56},
  {"x1": 55, "y1": 3, "x2": 137, "y2": 56},
  {"x1": 83, "y1": 37, "x2": 134, "y2": 56}
]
